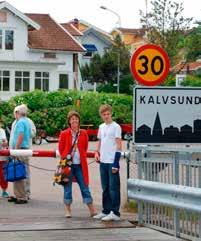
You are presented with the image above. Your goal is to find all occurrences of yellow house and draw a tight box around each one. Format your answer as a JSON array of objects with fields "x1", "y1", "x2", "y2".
[{"x1": 111, "y1": 28, "x2": 147, "y2": 53}]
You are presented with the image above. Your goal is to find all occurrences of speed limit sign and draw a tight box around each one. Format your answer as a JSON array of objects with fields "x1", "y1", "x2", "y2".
[{"x1": 130, "y1": 44, "x2": 170, "y2": 86}]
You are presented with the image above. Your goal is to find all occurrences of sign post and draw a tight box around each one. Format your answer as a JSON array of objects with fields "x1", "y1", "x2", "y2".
[
  {"x1": 134, "y1": 87, "x2": 201, "y2": 144},
  {"x1": 130, "y1": 44, "x2": 170, "y2": 86}
]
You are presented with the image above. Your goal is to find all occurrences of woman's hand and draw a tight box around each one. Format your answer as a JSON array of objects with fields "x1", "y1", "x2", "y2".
[
  {"x1": 94, "y1": 151, "x2": 100, "y2": 163},
  {"x1": 1, "y1": 139, "x2": 8, "y2": 148}
]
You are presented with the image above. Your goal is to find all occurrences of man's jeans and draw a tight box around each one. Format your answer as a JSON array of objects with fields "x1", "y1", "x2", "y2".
[
  {"x1": 63, "y1": 164, "x2": 93, "y2": 205},
  {"x1": 100, "y1": 163, "x2": 121, "y2": 216}
]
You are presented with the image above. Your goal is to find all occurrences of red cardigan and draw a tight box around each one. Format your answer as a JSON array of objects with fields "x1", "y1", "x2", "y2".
[{"x1": 58, "y1": 128, "x2": 89, "y2": 186}]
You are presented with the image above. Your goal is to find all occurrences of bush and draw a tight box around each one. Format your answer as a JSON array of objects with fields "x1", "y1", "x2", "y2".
[{"x1": 0, "y1": 90, "x2": 133, "y2": 135}]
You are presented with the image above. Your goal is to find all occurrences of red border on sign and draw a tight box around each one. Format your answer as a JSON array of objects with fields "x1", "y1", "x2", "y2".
[{"x1": 130, "y1": 44, "x2": 170, "y2": 86}]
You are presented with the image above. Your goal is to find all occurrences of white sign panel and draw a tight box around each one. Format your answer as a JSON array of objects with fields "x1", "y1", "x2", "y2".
[{"x1": 134, "y1": 87, "x2": 201, "y2": 144}]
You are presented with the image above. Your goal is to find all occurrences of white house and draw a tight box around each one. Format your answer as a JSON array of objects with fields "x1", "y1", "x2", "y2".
[
  {"x1": 62, "y1": 19, "x2": 113, "y2": 66},
  {"x1": 61, "y1": 19, "x2": 113, "y2": 90},
  {"x1": 0, "y1": 2, "x2": 85, "y2": 100}
]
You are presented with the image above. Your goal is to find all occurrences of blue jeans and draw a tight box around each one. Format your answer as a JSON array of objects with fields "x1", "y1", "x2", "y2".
[
  {"x1": 100, "y1": 163, "x2": 121, "y2": 216},
  {"x1": 63, "y1": 164, "x2": 93, "y2": 205}
]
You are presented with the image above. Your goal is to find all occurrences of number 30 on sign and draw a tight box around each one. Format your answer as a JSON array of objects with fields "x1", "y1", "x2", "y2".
[{"x1": 130, "y1": 44, "x2": 170, "y2": 86}]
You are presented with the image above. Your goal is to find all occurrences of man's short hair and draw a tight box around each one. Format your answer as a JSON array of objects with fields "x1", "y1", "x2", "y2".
[
  {"x1": 99, "y1": 104, "x2": 112, "y2": 116},
  {"x1": 16, "y1": 104, "x2": 28, "y2": 116}
]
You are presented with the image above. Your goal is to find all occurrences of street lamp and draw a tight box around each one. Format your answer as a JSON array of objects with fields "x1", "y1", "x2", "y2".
[
  {"x1": 100, "y1": 6, "x2": 121, "y2": 94},
  {"x1": 100, "y1": 6, "x2": 121, "y2": 28}
]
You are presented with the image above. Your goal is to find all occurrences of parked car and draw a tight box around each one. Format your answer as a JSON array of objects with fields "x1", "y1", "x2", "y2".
[{"x1": 120, "y1": 124, "x2": 133, "y2": 140}]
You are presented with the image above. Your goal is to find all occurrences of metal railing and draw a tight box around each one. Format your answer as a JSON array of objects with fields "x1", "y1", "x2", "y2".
[{"x1": 127, "y1": 145, "x2": 201, "y2": 240}]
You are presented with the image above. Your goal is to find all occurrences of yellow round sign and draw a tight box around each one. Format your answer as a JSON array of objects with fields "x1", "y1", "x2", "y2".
[{"x1": 130, "y1": 44, "x2": 170, "y2": 86}]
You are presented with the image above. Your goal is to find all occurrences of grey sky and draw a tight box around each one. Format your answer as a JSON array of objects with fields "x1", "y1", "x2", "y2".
[{"x1": 7, "y1": 0, "x2": 201, "y2": 32}]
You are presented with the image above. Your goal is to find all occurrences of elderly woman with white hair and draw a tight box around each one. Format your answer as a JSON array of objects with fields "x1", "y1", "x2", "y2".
[{"x1": 8, "y1": 104, "x2": 31, "y2": 204}]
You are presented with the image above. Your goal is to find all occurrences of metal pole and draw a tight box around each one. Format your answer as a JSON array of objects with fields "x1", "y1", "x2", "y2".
[
  {"x1": 117, "y1": 51, "x2": 120, "y2": 94},
  {"x1": 173, "y1": 152, "x2": 180, "y2": 237},
  {"x1": 136, "y1": 149, "x2": 143, "y2": 224}
]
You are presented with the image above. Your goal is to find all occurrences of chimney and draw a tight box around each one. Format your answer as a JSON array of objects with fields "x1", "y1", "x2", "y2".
[{"x1": 73, "y1": 18, "x2": 79, "y2": 29}]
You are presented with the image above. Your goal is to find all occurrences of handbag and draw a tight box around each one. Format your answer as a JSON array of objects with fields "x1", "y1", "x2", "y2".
[
  {"x1": 53, "y1": 131, "x2": 79, "y2": 186},
  {"x1": 3, "y1": 157, "x2": 27, "y2": 182}
]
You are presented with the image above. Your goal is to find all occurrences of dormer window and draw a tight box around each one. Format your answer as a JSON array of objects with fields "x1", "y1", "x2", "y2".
[
  {"x1": 5, "y1": 30, "x2": 14, "y2": 50},
  {"x1": 0, "y1": 30, "x2": 2, "y2": 49},
  {"x1": 44, "y1": 52, "x2": 56, "y2": 59},
  {"x1": 0, "y1": 29, "x2": 14, "y2": 50},
  {"x1": 83, "y1": 44, "x2": 97, "y2": 58}
]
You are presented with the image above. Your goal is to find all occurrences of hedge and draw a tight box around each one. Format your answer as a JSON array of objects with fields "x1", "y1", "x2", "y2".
[{"x1": 0, "y1": 90, "x2": 133, "y2": 135}]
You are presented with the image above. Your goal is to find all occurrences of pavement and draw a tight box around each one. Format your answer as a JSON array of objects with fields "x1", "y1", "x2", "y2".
[{"x1": 0, "y1": 142, "x2": 183, "y2": 241}]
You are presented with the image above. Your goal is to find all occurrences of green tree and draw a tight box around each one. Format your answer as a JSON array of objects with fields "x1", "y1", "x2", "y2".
[
  {"x1": 184, "y1": 22, "x2": 201, "y2": 62},
  {"x1": 140, "y1": 0, "x2": 192, "y2": 65}
]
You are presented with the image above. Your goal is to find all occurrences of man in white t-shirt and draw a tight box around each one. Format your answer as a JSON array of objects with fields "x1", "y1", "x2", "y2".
[{"x1": 93, "y1": 104, "x2": 122, "y2": 221}]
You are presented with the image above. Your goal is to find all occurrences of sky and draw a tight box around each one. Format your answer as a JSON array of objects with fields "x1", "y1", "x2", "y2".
[{"x1": 6, "y1": 0, "x2": 201, "y2": 32}]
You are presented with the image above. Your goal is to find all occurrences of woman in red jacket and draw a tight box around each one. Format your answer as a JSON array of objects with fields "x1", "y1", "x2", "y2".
[{"x1": 58, "y1": 111, "x2": 96, "y2": 218}]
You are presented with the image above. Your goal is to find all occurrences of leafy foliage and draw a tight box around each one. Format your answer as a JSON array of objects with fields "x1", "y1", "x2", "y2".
[
  {"x1": 184, "y1": 23, "x2": 201, "y2": 62},
  {"x1": 181, "y1": 74, "x2": 201, "y2": 87},
  {"x1": 140, "y1": 0, "x2": 192, "y2": 65},
  {"x1": 0, "y1": 90, "x2": 132, "y2": 135}
]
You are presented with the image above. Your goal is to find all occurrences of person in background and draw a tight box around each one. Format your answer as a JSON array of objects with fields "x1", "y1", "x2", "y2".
[
  {"x1": 8, "y1": 105, "x2": 31, "y2": 204},
  {"x1": 9, "y1": 105, "x2": 36, "y2": 199},
  {"x1": 58, "y1": 110, "x2": 96, "y2": 218},
  {"x1": 0, "y1": 120, "x2": 9, "y2": 198},
  {"x1": 93, "y1": 104, "x2": 122, "y2": 221}
]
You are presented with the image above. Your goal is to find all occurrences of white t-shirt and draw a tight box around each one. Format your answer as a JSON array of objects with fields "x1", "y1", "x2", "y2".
[
  {"x1": 0, "y1": 128, "x2": 7, "y2": 161},
  {"x1": 98, "y1": 121, "x2": 121, "y2": 164}
]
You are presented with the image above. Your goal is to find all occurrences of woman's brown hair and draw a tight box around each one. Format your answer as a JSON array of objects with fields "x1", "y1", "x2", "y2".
[{"x1": 67, "y1": 110, "x2": 80, "y2": 127}]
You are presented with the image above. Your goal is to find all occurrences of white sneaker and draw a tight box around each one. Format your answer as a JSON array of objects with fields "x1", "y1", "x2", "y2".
[
  {"x1": 101, "y1": 211, "x2": 121, "y2": 221},
  {"x1": 93, "y1": 212, "x2": 107, "y2": 219}
]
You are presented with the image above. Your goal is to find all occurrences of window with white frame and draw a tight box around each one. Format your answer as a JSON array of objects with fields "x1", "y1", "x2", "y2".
[
  {"x1": 35, "y1": 72, "x2": 49, "y2": 91},
  {"x1": 5, "y1": 30, "x2": 14, "y2": 50},
  {"x1": 0, "y1": 30, "x2": 2, "y2": 49},
  {"x1": 0, "y1": 70, "x2": 10, "y2": 91},
  {"x1": 15, "y1": 71, "x2": 30, "y2": 91},
  {"x1": 0, "y1": 29, "x2": 14, "y2": 50}
]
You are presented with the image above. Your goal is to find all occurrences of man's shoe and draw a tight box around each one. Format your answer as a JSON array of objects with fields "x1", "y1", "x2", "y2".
[
  {"x1": 8, "y1": 196, "x2": 17, "y2": 202},
  {"x1": 2, "y1": 191, "x2": 9, "y2": 198},
  {"x1": 15, "y1": 199, "x2": 28, "y2": 204},
  {"x1": 93, "y1": 212, "x2": 107, "y2": 219},
  {"x1": 101, "y1": 211, "x2": 121, "y2": 221}
]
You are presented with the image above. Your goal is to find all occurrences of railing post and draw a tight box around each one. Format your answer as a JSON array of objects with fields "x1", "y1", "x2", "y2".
[
  {"x1": 198, "y1": 166, "x2": 201, "y2": 238},
  {"x1": 173, "y1": 151, "x2": 180, "y2": 237},
  {"x1": 126, "y1": 152, "x2": 130, "y2": 180},
  {"x1": 137, "y1": 149, "x2": 142, "y2": 179},
  {"x1": 185, "y1": 152, "x2": 191, "y2": 186},
  {"x1": 136, "y1": 148, "x2": 143, "y2": 224}
]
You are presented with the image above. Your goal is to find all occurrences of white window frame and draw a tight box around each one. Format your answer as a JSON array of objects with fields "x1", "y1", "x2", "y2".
[
  {"x1": 0, "y1": 70, "x2": 10, "y2": 91},
  {"x1": 0, "y1": 30, "x2": 2, "y2": 49},
  {"x1": 83, "y1": 51, "x2": 94, "y2": 59},
  {"x1": 35, "y1": 72, "x2": 49, "y2": 91},
  {"x1": 0, "y1": 29, "x2": 14, "y2": 50},
  {"x1": 15, "y1": 71, "x2": 30, "y2": 92}
]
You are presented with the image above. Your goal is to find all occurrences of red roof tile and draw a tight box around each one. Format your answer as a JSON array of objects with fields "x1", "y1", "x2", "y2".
[
  {"x1": 117, "y1": 28, "x2": 146, "y2": 36},
  {"x1": 25, "y1": 14, "x2": 84, "y2": 52},
  {"x1": 61, "y1": 23, "x2": 82, "y2": 36},
  {"x1": 172, "y1": 61, "x2": 201, "y2": 73}
]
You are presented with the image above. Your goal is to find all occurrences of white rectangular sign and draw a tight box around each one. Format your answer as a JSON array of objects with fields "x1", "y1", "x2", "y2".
[{"x1": 134, "y1": 87, "x2": 201, "y2": 144}]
